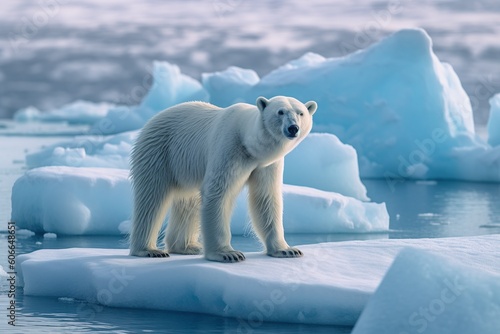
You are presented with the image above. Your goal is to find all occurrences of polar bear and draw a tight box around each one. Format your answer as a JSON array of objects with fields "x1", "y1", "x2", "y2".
[{"x1": 129, "y1": 96, "x2": 317, "y2": 262}]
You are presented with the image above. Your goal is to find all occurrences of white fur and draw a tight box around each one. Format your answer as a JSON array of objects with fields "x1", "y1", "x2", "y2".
[{"x1": 129, "y1": 96, "x2": 317, "y2": 262}]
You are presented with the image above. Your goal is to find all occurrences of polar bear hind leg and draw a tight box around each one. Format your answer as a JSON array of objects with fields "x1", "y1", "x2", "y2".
[
  {"x1": 166, "y1": 194, "x2": 203, "y2": 255},
  {"x1": 129, "y1": 163, "x2": 172, "y2": 258},
  {"x1": 129, "y1": 190, "x2": 171, "y2": 257}
]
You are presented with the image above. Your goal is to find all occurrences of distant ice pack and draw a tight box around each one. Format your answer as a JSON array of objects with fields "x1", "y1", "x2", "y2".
[{"x1": 15, "y1": 28, "x2": 500, "y2": 183}]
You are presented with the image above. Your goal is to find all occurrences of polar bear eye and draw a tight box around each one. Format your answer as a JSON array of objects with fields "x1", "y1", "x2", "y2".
[
  {"x1": 278, "y1": 110, "x2": 284, "y2": 116},
  {"x1": 299, "y1": 112, "x2": 304, "y2": 116}
]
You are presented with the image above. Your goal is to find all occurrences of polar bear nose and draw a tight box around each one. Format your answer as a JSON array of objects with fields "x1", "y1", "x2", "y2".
[{"x1": 287, "y1": 125, "x2": 299, "y2": 137}]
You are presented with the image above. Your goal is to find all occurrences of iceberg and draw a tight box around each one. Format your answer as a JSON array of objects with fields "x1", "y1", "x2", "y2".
[
  {"x1": 233, "y1": 185, "x2": 386, "y2": 235},
  {"x1": 14, "y1": 100, "x2": 115, "y2": 125},
  {"x1": 488, "y1": 94, "x2": 500, "y2": 147},
  {"x1": 90, "y1": 61, "x2": 209, "y2": 135},
  {"x1": 352, "y1": 248, "x2": 500, "y2": 334},
  {"x1": 202, "y1": 66, "x2": 259, "y2": 107},
  {"x1": 284, "y1": 133, "x2": 368, "y2": 200},
  {"x1": 11, "y1": 166, "x2": 387, "y2": 236},
  {"x1": 16, "y1": 235, "x2": 500, "y2": 326},
  {"x1": 203, "y1": 28, "x2": 500, "y2": 182}
]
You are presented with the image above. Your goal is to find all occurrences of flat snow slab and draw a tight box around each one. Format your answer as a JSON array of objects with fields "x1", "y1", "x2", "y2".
[{"x1": 17, "y1": 235, "x2": 500, "y2": 326}]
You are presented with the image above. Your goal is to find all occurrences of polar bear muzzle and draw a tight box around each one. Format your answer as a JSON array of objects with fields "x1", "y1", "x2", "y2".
[{"x1": 286, "y1": 124, "x2": 300, "y2": 138}]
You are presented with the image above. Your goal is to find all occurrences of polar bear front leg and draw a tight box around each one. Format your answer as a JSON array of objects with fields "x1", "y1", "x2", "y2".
[
  {"x1": 201, "y1": 165, "x2": 248, "y2": 263},
  {"x1": 248, "y1": 160, "x2": 303, "y2": 258}
]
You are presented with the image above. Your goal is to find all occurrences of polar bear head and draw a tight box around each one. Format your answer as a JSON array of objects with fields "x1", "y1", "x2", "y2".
[{"x1": 256, "y1": 96, "x2": 317, "y2": 142}]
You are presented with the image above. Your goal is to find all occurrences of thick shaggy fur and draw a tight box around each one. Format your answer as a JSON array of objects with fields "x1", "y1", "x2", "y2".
[{"x1": 129, "y1": 96, "x2": 317, "y2": 262}]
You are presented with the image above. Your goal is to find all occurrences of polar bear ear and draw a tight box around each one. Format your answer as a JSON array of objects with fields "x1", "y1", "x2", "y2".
[
  {"x1": 256, "y1": 96, "x2": 269, "y2": 112},
  {"x1": 305, "y1": 101, "x2": 318, "y2": 116}
]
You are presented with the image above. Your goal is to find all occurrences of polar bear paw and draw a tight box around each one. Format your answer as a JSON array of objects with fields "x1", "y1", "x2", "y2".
[
  {"x1": 169, "y1": 244, "x2": 203, "y2": 255},
  {"x1": 268, "y1": 247, "x2": 303, "y2": 258},
  {"x1": 206, "y1": 250, "x2": 246, "y2": 263},
  {"x1": 132, "y1": 249, "x2": 170, "y2": 258}
]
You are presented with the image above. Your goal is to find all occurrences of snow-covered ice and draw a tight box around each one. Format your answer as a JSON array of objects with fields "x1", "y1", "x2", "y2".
[
  {"x1": 17, "y1": 235, "x2": 500, "y2": 326},
  {"x1": 488, "y1": 94, "x2": 500, "y2": 147},
  {"x1": 11, "y1": 166, "x2": 387, "y2": 235},
  {"x1": 24, "y1": 132, "x2": 369, "y2": 201},
  {"x1": 352, "y1": 247, "x2": 500, "y2": 334},
  {"x1": 11, "y1": 167, "x2": 132, "y2": 235}
]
